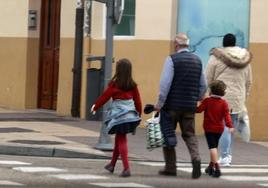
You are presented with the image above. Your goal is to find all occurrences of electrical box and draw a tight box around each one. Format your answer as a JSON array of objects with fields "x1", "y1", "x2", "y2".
[{"x1": 28, "y1": 10, "x2": 37, "y2": 30}]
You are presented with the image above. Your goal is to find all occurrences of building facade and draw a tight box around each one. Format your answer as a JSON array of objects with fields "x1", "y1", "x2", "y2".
[{"x1": 0, "y1": 0, "x2": 267, "y2": 140}]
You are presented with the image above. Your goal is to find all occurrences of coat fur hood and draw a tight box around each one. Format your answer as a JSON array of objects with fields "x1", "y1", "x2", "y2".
[{"x1": 210, "y1": 47, "x2": 252, "y2": 69}]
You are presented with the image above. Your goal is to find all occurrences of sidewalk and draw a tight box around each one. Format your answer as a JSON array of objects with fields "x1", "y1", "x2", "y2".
[{"x1": 0, "y1": 108, "x2": 268, "y2": 164}]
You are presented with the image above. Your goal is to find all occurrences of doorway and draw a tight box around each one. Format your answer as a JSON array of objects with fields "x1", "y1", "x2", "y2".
[{"x1": 38, "y1": 0, "x2": 61, "y2": 110}]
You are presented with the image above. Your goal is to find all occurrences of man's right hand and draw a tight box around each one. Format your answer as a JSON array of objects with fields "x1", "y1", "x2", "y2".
[
  {"x1": 91, "y1": 104, "x2": 96, "y2": 115},
  {"x1": 154, "y1": 105, "x2": 160, "y2": 112}
]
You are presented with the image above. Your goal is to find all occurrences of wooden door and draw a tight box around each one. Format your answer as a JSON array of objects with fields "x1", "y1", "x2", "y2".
[{"x1": 38, "y1": 0, "x2": 61, "y2": 110}]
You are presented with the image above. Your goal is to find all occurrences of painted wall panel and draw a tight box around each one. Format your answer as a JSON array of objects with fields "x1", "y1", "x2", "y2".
[
  {"x1": 61, "y1": 0, "x2": 76, "y2": 38},
  {"x1": 178, "y1": 0, "x2": 250, "y2": 66},
  {"x1": 0, "y1": 0, "x2": 28, "y2": 37},
  {"x1": 250, "y1": 0, "x2": 268, "y2": 43}
]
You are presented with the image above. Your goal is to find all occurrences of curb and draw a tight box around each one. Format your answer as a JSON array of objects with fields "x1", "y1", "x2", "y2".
[{"x1": 0, "y1": 144, "x2": 110, "y2": 159}]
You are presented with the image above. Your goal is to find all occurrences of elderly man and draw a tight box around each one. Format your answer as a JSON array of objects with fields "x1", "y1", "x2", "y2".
[{"x1": 155, "y1": 33, "x2": 207, "y2": 179}]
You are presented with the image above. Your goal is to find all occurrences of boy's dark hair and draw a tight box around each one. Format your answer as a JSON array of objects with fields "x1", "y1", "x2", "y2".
[
  {"x1": 111, "y1": 58, "x2": 137, "y2": 91},
  {"x1": 223, "y1": 33, "x2": 236, "y2": 47},
  {"x1": 209, "y1": 80, "x2": 226, "y2": 96}
]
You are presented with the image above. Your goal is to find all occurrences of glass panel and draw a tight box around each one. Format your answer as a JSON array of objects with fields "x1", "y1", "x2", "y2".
[
  {"x1": 177, "y1": 0, "x2": 250, "y2": 67},
  {"x1": 114, "y1": 0, "x2": 135, "y2": 36}
]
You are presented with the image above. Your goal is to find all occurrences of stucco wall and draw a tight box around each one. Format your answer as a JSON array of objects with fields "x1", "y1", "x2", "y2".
[
  {"x1": 0, "y1": 0, "x2": 31, "y2": 109},
  {"x1": 57, "y1": 0, "x2": 76, "y2": 115},
  {"x1": 247, "y1": 0, "x2": 268, "y2": 140}
]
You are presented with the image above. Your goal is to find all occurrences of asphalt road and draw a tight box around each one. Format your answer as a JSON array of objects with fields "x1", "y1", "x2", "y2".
[{"x1": 0, "y1": 155, "x2": 267, "y2": 188}]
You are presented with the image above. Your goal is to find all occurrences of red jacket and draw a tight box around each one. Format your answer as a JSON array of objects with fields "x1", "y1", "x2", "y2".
[
  {"x1": 196, "y1": 96, "x2": 233, "y2": 133},
  {"x1": 93, "y1": 82, "x2": 142, "y2": 115}
]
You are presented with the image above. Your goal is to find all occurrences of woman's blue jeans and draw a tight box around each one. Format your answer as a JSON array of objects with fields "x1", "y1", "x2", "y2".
[{"x1": 219, "y1": 113, "x2": 239, "y2": 159}]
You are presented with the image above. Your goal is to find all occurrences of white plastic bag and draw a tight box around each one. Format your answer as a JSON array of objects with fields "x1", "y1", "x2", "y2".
[{"x1": 145, "y1": 112, "x2": 164, "y2": 151}]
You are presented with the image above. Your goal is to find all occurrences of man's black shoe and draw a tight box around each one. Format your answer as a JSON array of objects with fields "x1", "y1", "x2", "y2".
[
  {"x1": 158, "y1": 169, "x2": 177, "y2": 176},
  {"x1": 192, "y1": 160, "x2": 201, "y2": 179}
]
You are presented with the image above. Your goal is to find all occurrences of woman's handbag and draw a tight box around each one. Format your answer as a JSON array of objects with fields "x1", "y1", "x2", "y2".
[{"x1": 145, "y1": 112, "x2": 164, "y2": 151}]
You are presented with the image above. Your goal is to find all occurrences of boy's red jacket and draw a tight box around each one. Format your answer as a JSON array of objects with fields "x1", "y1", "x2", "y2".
[{"x1": 196, "y1": 96, "x2": 233, "y2": 133}]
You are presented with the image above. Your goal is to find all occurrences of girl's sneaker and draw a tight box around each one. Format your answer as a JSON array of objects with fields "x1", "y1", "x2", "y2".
[{"x1": 104, "y1": 164, "x2": 114, "y2": 173}]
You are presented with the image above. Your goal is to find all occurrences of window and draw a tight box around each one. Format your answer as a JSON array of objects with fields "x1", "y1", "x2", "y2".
[{"x1": 114, "y1": 0, "x2": 135, "y2": 36}]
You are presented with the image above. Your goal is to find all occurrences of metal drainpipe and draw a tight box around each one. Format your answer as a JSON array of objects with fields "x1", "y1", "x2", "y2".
[{"x1": 71, "y1": 0, "x2": 85, "y2": 117}]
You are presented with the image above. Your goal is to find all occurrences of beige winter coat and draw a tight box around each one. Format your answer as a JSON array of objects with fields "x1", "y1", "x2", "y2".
[{"x1": 206, "y1": 47, "x2": 253, "y2": 113}]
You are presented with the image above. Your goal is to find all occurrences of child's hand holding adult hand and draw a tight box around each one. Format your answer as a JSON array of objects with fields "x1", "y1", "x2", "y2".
[{"x1": 91, "y1": 104, "x2": 96, "y2": 115}]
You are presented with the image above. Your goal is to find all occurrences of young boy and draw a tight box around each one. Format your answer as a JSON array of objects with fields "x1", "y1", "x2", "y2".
[{"x1": 196, "y1": 80, "x2": 234, "y2": 177}]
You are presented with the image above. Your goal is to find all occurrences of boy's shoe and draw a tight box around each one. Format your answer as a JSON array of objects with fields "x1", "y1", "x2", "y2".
[
  {"x1": 104, "y1": 164, "x2": 114, "y2": 173},
  {"x1": 192, "y1": 160, "x2": 201, "y2": 179},
  {"x1": 158, "y1": 169, "x2": 177, "y2": 176},
  {"x1": 212, "y1": 163, "x2": 221, "y2": 178},
  {"x1": 205, "y1": 162, "x2": 215, "y2": 176},
  {"x1": 120, "y1": 169, "x2": 131, "y2": 177},
  {"x1": 212, "y1": 169, "x2": 221, "y2": 178}
]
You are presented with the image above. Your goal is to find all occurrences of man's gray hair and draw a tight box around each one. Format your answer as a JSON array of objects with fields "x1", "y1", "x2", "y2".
[{"x1": 175, "y1": 33, "x2": 190, "y2": 46}]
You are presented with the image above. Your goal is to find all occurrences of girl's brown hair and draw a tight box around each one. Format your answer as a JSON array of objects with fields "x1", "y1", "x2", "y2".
[{"x1": 111, "y1": 58, "x2": 137, "y2": 91}]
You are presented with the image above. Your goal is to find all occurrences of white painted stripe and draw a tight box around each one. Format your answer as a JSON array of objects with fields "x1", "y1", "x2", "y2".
[
  {"x1": 0, "y1": 180, "x2": 24, "y2": 186},
  {"x1": 13, "y1": 167, "x2": 67, "y2": 173},
  {"x1": 258, "y1": 184, "x2": 268, "y2": 187},
  {"x1": 221, "y1": 176, "x2": 268, "y2": 181},
  {"x1": 137, "y1": 162, "x2": 268, "y2": 168},
  {"x1": 90, "y1": 183, "x2": 153, "y2": 188},
  {"x1": 0, "y1": 160, "x2": 31, "y2": 165},
  {"x1": 227, "y1": 165, "x2": 268, "y2": 168},
  {"x1": 138, "y1": 162, "x2": 192, "y2": 167},
  {"x1": 177, "y1": 167, "x2": 268, "y2": 173},
  {"x1": 50, "y1": 174, "x2": 109, "y2": 180}
]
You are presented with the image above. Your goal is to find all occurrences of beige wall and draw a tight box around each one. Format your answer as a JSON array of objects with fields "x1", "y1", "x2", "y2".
[
  {"x1": 248, "y1": 43, "x2": 268, "y2": 140},
  {"x1": 0, "y1": 38, "x2": 28, "y2": 108},
  {"x1": 57, "y1": 0, "x2": 76, "y2": 115},
  {"x1": 28, "y1": 0, "x2": 41, "y2": 38},
  {"x1": 25, "y1": 38, "x2": 39, "y2": 108},
  {"x1": 0, "y1": 0, "x2": 40, "y2": 109},
  {"x1": 0, "y1": 0, "x2": 28, "y2": 37},
  {"x1": 250, "y1": 0, "x2": 268, "y2": 43},
  {"x1": 25, "y1": 0, "x2": 41, "y2": 108},
  {"x1": 57, "y1": 38, "x2": 75, "y2": 115},
  {"x1": 247, "y1": 0, "x2": 268, "y2": 140},
  {"x1": 135, "y1": 0, "x2": 177, "y2": 40},
  {"x1": 61, "y1": 0, "x2": 76, "y2": 38},
  {"x1": 91, "y1": 2, "x2": 105, "y2": 39}
]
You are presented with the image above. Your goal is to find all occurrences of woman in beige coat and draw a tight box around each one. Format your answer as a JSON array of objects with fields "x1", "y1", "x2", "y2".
[{"x1": 205, "y1": 33, "x2": 253, "y2": 166}]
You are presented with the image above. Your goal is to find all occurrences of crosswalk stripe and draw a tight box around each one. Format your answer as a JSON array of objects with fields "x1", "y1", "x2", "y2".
[
  {"x1": 0, "y1": 180, "x2": 24, "y2": 186},
  {"x1": 258, "y1": 183, "x2": 268, "y2": 187},
  {"x1": 221, "y1": 176, "x2": 268, "y2": 181},
  {"x1": 138, "y1": 162, "x2": 268, "y2": 168},
  {"x1": 89, "y1": 183, "x2": 153, "y2": 188},
  {"x1": 177, "y1": 167, "x2": 268, "y2": 173},
  {"x1": 49, "y1": 174, "x2": 109, "y2": 180},
  {"x1": 0, "y1": 160, "x2": 31, "y2": 165},
  {"x1": 138, "y1": 162, "x2": 192, "y2": 167},
  {"x1": 13, "y1": 167, "x2": 67, "y2": 173}
]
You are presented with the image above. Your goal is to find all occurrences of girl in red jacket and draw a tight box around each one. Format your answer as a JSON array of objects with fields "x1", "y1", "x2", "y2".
[
  {"x1": 91, "y1": 58, "x2": 142, "y2": 177},
  {"x1": 196, "y1": 80, "x2": 234, "y2": 177}
]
